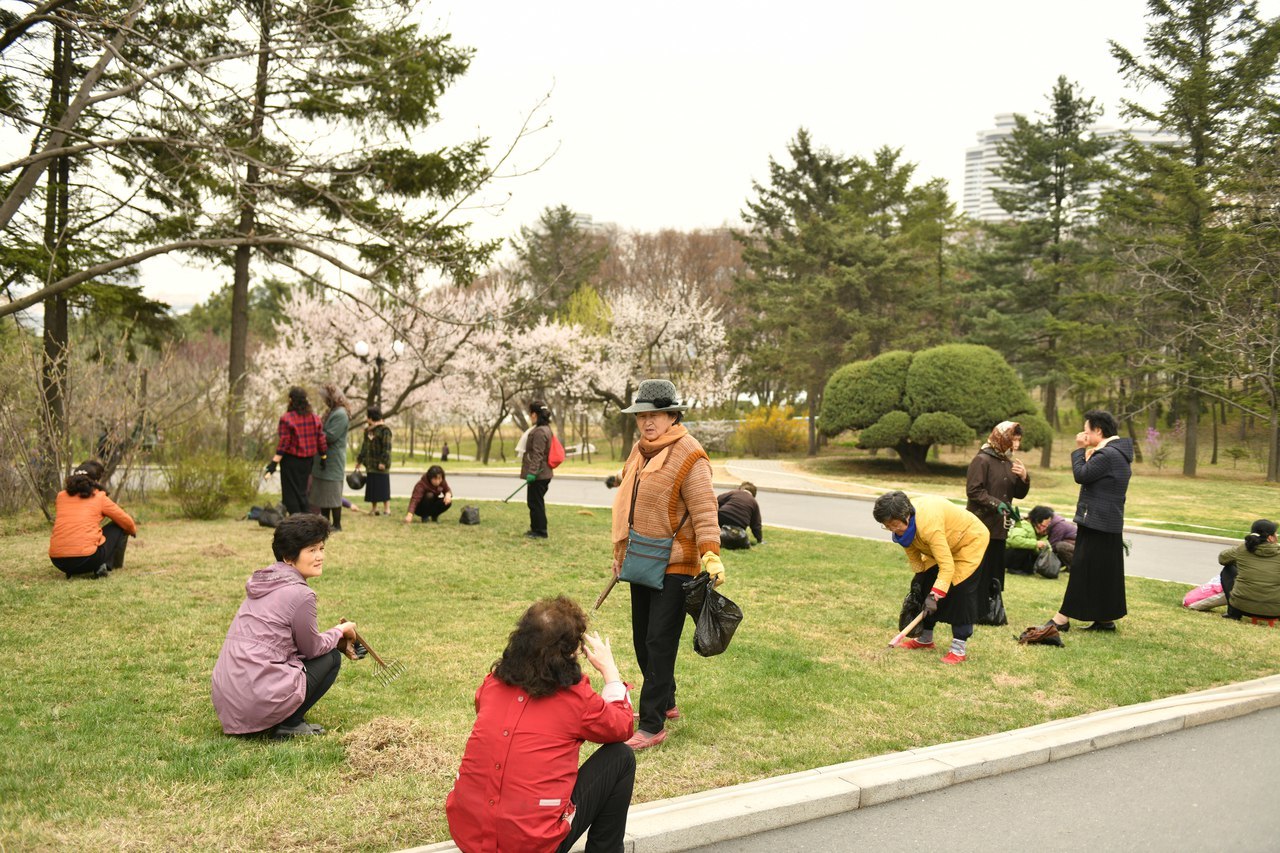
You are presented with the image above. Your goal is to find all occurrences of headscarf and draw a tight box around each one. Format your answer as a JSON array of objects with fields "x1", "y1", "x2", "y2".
[
  {"x1": 610, "y1": 424, "x2": 691, "y2": 545},
  {"x1": 981, "y1": 420, "x2": 1022, "y2": 460}
]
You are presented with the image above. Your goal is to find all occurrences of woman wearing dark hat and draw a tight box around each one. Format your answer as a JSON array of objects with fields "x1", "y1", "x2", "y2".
[
  {"x1": 609, "y1": 379, "x2": 723, "y2": 750},
  {"x1": 520, "y1": 400, "x2": 554, "y2": 539},
  {"x1": 965, "y1": 420, "x2": 1030, "y2": 624}
]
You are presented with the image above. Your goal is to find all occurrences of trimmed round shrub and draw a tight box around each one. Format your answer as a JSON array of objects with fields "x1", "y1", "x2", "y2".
[
  {"x1": 908, "y1": 411, "x2": 974, "y2": 446},
  {"x1": 858, "y1": 410, "x2": 912, "y2": 448}
]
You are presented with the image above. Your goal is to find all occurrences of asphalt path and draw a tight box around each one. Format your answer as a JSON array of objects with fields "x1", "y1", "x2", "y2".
[
  {"x1": 381, "y1": 472, "x2": 1224, "y2": 587},
  {"x1": 686, "y1": 705, "x2": 1280, "y2": 853}
]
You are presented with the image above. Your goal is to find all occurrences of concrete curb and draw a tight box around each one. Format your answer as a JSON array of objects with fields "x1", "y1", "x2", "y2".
[{"x1": 401, "y1": 674, "x2": 1280, "y2": 853}]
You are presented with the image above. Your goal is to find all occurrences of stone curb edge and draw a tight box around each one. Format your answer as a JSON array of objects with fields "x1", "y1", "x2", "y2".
[{"x1": 401, "y1": 674, "x2": 1280, "y2": 853}]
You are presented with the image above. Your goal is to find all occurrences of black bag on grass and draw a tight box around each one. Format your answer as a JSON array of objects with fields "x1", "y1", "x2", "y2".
[
  {"x1": 257, "y1": 503, "x2": 285, "y2": 528},
  {"x1": 1034, "y1": 547, "x2": 1062, "y2": 580},
  {"x1": 459, "y1": 505, "x2": 480, "y2": 525},
  {"x1": 983, "y1": 578, "x2": 1007, "y2": 626},
  {"x1": 898, "y1": 572, "x2": 930, "y2": 638},
  {"x1": 681, "y1": 571, "x2": 743, "y2": 657},
  {"x1": 719, "y1": 524, "x2": 751, "y2": 550}
]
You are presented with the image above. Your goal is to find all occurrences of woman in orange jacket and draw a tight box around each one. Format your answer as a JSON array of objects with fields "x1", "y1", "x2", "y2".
[{"x1": 48, "y1": 460, "x2": 137, "y2": 579}]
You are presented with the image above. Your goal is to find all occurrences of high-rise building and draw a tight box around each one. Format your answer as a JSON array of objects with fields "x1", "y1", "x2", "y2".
[{"x1": 962, "y1": 114, "x2": 1178, "y2": 223}]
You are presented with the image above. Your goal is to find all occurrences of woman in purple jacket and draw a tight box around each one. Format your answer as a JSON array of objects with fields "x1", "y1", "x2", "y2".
[{"x1": 211, "y1": 514, "x2": 358, "y2": 739}]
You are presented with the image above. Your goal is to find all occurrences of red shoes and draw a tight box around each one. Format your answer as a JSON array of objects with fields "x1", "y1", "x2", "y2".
[
  {"x1": 633, "y1": 706, "x2": 681, "y2": 721},
  {"x1": 897, "y1": 638, "x2": 935, "y2": 650},
  {"x1": 940, "y1": 652, "x2": 966, "y2": 665},
  {"x1": 625, "y1": 729, "x2": 668, "y2": 750}
]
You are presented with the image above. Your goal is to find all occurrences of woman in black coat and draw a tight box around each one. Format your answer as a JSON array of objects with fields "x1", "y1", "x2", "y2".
[{"x1": 1023, "y1": 409, "x2": 1133, "y2": 642}]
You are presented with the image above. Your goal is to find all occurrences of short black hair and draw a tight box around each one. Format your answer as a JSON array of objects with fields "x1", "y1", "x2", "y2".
[
  {"x1": 529, "y1": 400, "x2": 551, "y2": 426},
  {"x1": 1028, "y1": 505, "x2": 1054, "y2": 526},
  {"x1": 272, "y1": 514, "x2": 331, "y2": 562},
  {"x1": 872, "y1": 490, "x2": 914, "y2": 524},
  {"x1": 1083, "y1": 409, "x2": 1119, "y2": 438},
  {"x1": 366, "y1": 406, "x2": 382, "y2": 422}
]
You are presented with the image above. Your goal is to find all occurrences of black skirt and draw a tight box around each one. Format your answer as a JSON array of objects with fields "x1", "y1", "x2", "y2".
[
  {"x1": 364, "y1": 472, "x2": 391, "y2": 503},
  {"x1": 1059, "y1": 526, "x2": 1127, "y2": 621},
  {"x1": 914, "y1": 565, "x2": 980, "y2": 626}
]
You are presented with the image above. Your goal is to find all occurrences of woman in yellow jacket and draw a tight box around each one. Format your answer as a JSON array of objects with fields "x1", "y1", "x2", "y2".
[{"x1": 873, "y1": 491, "x2": 989, "y2": 664}]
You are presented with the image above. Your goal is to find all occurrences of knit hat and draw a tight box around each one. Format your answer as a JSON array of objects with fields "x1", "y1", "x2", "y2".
[{"x1": 620, "y1": 379, "x2": 688, "y2": 413}]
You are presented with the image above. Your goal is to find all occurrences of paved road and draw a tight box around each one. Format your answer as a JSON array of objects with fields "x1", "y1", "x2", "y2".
[
  {"x1": 362, "y1": 472, "x2": 1223, "y2": 587},
  {"x1": 687, "y1": 704, "x2": 1280, "y2": 853}
]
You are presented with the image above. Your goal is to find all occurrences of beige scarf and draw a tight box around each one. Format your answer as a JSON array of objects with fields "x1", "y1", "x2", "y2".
[
  {"x1": 611, "y1": 424, "x2": 689, "y2": 545},
  {"x1": 1084, "y1": 434, "x2": 1119, "y2": 462}
]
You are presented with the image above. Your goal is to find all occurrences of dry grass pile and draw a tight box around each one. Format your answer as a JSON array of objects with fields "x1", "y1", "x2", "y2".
[{"x1": 342, "y1": 716, "x2": 457, "y2": 783}]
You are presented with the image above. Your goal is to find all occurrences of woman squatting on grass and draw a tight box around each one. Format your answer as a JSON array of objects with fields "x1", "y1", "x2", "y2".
[
  {"x1": 211, "y1": 514, "x2": 359, "y2": 740},
  {"x1": 874, "y1": 490, "x2": 990, "y2": 664},
  {"x1": 446, "y1": 596, "x2": 636, "y2": 852},
  {"x1": 48, "y1": 459, "x2": 137, "y2": 579}
]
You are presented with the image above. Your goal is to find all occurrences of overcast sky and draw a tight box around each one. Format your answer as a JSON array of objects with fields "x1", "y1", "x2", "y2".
[{"x1": 142, "y1": 0, "x2": 1279, "y2": 310}]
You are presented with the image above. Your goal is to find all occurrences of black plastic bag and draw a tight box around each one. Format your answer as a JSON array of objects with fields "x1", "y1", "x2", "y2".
[
  {"x1": 720, "y1": 524, "x2": 751, "y2": 550},
  {"x1": 257, "y1": 503, "x2": 285, "y2": 528},
  {"x1": 1034, "y1": 547, "x2": 1062, "y2": 579},
  {"x1": 899, "y1": 572, "x2": 930, "y2": 638},
  {"x1": 984, "y1": 578, "x2": 1007, "y2": 626},
  {"x1": 681, "y1": 572, "x2": 743, "y2": 657},
  {"x1": 459, "y1": 505, "x2": 480, "y2": 525}
]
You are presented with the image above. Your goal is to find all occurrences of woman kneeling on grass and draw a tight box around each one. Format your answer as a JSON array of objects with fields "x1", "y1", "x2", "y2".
[
  {"x1": 874, "y1": 490, "x2": 990, "y2": 664},
  {"x1": 447, "y1": 596, "x2": 636, "y2": 853},
  {"x1": 211, "y1": 514, "x2": 358, "y2": 739}
]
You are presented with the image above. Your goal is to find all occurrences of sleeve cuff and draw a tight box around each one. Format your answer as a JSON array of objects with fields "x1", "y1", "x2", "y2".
[
  {"x1": 699, "y1": 542, "x2": 721, "y2": 557},
  {"x1": 601, "y1": 681, "x2": 627, "y2": 703},
  {"x1": 930, "y1": 587, "x2": 948, "y2": 599}
]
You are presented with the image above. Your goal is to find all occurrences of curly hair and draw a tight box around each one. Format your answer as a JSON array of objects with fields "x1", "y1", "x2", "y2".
[
  {"x1": 64, "y1": 459, "x2": 105, "y2": 498},
  {"x1": 491, "y1": 596, "x2": 586, "y2": 698},
  {"x1": 872, "y1": 490, "x2": 915, "y2": 524}
]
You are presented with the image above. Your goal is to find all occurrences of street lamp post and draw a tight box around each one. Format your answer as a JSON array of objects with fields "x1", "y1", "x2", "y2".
[{"x1": 353, "y1": 338, "x2": 405, "y2": 410}]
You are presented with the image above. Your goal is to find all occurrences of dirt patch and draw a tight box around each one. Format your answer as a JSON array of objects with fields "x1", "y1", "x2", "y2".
[
  {"x1": 342, "y1": 716, "x2": 457, "y2": 781},
  {"x1": 576, "y1": 509, "x2": 595, "y2": 516},
  {"x1": 207, "y1": 544, "x2": 236, "y2": 558},
  {"x1": 991, "y1": 673, "x2": 1032, "y2": 689}
]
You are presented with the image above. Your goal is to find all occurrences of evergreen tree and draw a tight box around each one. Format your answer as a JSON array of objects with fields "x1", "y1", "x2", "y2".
[
  {"x1": 511, "y1": 205, "x2": 609, "y2": 321},
  {"x1": 970, "y1": 76, "x2": 1111, "y2": 467},
  {"x1": 1107, "y1": 0, "x2": 1280, "y2": 475}
]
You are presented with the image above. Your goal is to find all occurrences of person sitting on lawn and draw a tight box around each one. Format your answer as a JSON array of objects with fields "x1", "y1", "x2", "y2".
[
  {"x1": 1004, "y1": 516, "x2": 1039, "y2": 576},
  {"x1": 1028, "y1": 505, "x2": 1077, "y2": 572},
  {"x1": 447, "y1": 596, "x2": 636, "y2": 852},
  {"x1": 211, "y1": 514, "x2": 358, "y2": 739},
  {"x1": 1218, "y1": 519, "x2": 1280, "y2": 626},
  {"x1": 873, "y1": 490, "x2": 990, "y2": 664},
  {"x1": 717, "y1": 481, "x2": 763, "y2": 549},
  {"x1": 404, "y1": 465, "x2": 453, "y2": 524},
  {"x1": 48, "y1": 459, "x2": 137, "y2": 579}
]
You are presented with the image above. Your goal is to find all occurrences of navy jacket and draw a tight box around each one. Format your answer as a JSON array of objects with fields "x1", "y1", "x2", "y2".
[{"x1": 1071, "y1": 438, "x2": 1134, "y2": 533}]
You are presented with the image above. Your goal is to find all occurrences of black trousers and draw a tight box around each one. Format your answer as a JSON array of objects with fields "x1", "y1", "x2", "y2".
[
  {"x1": 556, "y1": 742, "x2": 636, "y2": 853},
  {"x1": 50, "y1": 521, "x2": 130, "y2": 576},
  {"x1": 279, "y1": 453, "x2": 313, "y2": 515},
  {"x1": 281, "y1": 649, "x2": 342, "y2": 726},
  {"x1": 414, "y1": 496, "x2": 451, "y2": 521},
  {"x1": 527, "y1": 479, "x2": 549, "y2": 536},
  {"x1": 630, "y1": 573, "x2": 688, "y2": 734}
]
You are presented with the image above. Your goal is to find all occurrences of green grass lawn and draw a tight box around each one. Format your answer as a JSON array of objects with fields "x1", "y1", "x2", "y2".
[{"x1": 3, "y1": 501, "x2": 1278, "y2": 851}]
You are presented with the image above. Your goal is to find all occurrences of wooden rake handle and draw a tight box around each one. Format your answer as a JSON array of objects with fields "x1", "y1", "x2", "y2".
[
  {"x1": 340, "y1": 618, "x2": 389, "y2": 668},
  {"x1": 888, "y1": 610, "x2": 926, "y2": 648}
]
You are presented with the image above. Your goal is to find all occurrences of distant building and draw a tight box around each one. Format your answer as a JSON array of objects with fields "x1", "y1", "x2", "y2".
[{"x1": 962, "y1": 113, "x2": 1178, "y2": 223}]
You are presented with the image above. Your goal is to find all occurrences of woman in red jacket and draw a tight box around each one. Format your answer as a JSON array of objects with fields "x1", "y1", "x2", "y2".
[
  {"x1": 446, "y1": 596, "x2": 635, "y2": 853},
  {"x1": 48, "y1": 459, "x2": 137, "y2": 579}
]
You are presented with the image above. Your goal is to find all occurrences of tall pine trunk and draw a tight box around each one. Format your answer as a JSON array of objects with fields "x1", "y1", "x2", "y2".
[{"x1": 227, "y1": 0, "x2": 272, "y2": 456}]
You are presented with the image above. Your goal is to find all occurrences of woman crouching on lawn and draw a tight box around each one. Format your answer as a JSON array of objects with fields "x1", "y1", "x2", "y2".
[
  {"x1": 447, "y1": 596, "x2": 635, "y2": 853},
  {"x1": 48, "y1": 459, "x2": 137, "y2": 579},
  {"x1": 211, "y1": 514, "x2": 358, "y2": 739},
  {"x1": 874, "y1": 490, "x2": 990, "y2": 663}
]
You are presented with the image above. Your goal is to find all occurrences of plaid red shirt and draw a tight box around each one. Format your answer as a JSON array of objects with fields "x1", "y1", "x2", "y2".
[{"x1": 276, "y1": 410, "x2": 328, "y2": 458}]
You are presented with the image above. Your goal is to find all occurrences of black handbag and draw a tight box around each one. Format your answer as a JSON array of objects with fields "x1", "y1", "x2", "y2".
[
  {"x1": 459, "y1": 505, "x2": 480, "y2": 525},
  {"x1": 346, "y1": 470, "x2": 366, "y2": 490}
]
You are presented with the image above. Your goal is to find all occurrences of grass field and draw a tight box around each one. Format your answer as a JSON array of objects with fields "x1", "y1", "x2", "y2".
[{"x1": 3, "y1": 498, "x2": 1278, "y2": 851}]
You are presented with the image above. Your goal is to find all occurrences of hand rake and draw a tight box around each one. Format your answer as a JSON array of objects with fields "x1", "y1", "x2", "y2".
[{"x1": 340, "y1": 620, "x2": 407, "y2": 685}]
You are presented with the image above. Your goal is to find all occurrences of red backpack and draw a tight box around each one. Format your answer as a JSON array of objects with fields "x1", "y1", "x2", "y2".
[{"x1": 548, "y1": 433, "x2": 566, "y2": 469}]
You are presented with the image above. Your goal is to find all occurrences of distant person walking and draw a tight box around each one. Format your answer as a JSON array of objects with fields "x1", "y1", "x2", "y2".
[
  {"x1": 355, "y1": 407, "x2": 392, "y2": 516},
  {"x1": 308, "y1": 384, "x2": 350, "y2": 531},
  {"x1": 440, "y1": 441, "x2": 449, "y2": 462},
  {"x1": 266, "y1": 386, "x2": 328, "y2": 516},
  {"x1": 717, "y1": 482, "x2": 763, "y2": 549},
  {"x1": 520, "y1": 400, "x2": 554, "y2": 539},
  {"x1": 966, "y1": 420, "x2": 1030, "y2": 624},
  {"x1": 1022, "y1": 410, "x2": 1133, "y2": 644},
  {"x1": 48, "y1": 459, "x2": 137, "y2": 579}
]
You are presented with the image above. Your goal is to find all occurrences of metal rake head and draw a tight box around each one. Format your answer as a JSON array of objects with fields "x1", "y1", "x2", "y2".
[{"x1": 374, "y1": 658, "x2": 407, "y2": 686}]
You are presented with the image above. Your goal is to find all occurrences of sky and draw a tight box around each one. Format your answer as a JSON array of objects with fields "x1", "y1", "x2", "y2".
[{"x1": 141, "y1": 0, "x2": 1278, "y2": 310}]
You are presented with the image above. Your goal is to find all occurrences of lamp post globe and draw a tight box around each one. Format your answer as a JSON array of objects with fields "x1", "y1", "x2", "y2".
[{"x1": 354, "y1": 340, "x2": 370, "y2": 358}]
